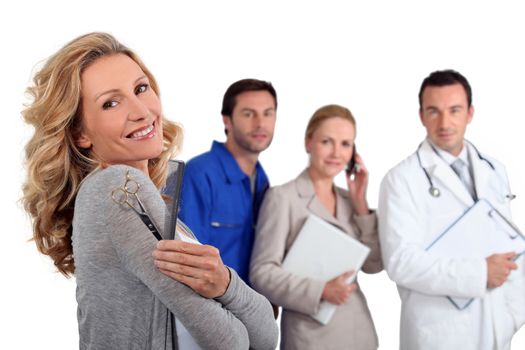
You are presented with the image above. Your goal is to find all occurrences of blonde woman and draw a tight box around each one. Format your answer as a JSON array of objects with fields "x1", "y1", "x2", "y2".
[
  {"x1": 250, "y1": 105, "x2": 383, "y2": 349},
  {"x1": 22, "y1": 32, "x2": 277, "y2": 350}
]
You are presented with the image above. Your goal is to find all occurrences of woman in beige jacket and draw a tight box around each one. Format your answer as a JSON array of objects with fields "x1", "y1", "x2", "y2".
[{"x1": 250, "y1": 104, "x2": 383, "y2": 350}]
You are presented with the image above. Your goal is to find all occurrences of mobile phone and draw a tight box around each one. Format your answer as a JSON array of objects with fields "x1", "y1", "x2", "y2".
[{"x1": 345, "y1": 145, "x2": 357, "y2": 176}]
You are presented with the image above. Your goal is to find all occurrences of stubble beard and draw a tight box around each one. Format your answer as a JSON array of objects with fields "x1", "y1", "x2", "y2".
[{"x1": 232, "y1": 129, "x2": 273, "y2": 155}]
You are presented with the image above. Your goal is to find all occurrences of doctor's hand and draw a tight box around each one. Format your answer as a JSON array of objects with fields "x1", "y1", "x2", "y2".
[
  {"x1": 486, "y1": 252, "x2": 518, "y2": 289},
  {"x1": 153, "y1": 240, "x2": 231, "y2": 299},
  {"x1": 346, "y1": 153, "x2": 370, "y2": 216},
  {"x1": 321, "y1": 271, "x2": 357, "y2": 305}
]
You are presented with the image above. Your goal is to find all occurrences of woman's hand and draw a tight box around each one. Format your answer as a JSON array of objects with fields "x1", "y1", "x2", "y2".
[
  {"x1": 321, "y1": 271, "x2": 357, "y2": 305},
  {"x1": 153, "y1": 240, "x2": 231, "y2": 299},
  {"x1": 346, "y1": 152, "x2": 370, "y2": 215}
]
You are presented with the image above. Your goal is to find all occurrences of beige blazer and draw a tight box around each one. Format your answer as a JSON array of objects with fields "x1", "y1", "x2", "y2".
[{"x1": 250, "y1": 169, "x2": 382, "y2": 350}]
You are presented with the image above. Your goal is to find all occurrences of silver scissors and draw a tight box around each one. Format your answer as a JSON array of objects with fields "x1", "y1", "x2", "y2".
[{"x1": 111, "y1": 170, "x2": 163, "y2": 241}]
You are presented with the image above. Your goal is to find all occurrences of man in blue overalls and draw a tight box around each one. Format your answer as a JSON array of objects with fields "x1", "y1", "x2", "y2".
[{"x1": 177, "y1": 79, "x2": 277, "y2": 283}]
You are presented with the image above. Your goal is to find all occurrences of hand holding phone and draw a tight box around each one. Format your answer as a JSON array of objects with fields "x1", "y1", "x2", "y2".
[
  {"x1": 345, "y1": 145, "x2": 358, "y2": 177},
  {"x1": 345, "y1": 144, "x2": 370, "y2": 215}
]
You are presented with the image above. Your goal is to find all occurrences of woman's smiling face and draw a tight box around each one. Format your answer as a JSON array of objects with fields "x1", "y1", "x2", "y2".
[
  {"x1": 306, "y1": 116, "x2": 356, "y2": 179},
  {"x1": 77, "y1": 53, "x2": 163, "y2": 174}
]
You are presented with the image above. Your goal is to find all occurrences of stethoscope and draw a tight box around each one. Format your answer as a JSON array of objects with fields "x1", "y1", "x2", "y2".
[{"x1": 415, "y1": 140, "x2": 516, "y2": 199}]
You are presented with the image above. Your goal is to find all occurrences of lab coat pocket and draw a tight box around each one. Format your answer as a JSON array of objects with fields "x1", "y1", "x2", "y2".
[
  {"x1": 405, "y1": 292, "x2": 477, "y2": 350},
  {"x1": 417, "y1": 316, "x2": 474, "y2": 350},
  {"x1": 493, "y1": 287, "x2": 518, "y2": 348}
]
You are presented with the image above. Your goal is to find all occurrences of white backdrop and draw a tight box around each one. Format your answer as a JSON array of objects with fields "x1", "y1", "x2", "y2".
[{"x1": 2, "y1": 1, "x2": 524, "y2": 348}]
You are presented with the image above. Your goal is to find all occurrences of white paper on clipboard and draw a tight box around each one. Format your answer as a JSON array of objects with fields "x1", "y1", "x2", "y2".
[
  {"x1": 426, "y1": 198, "x2": 525, "y2": 309},
  {"x1": 282, "y1": 214, "x2": 370, "y2": 324}
]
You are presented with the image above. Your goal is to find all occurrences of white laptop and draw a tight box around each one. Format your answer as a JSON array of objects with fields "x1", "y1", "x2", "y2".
[{"x1": 282, "y1": 214, "x2": 370, "y2": 324}]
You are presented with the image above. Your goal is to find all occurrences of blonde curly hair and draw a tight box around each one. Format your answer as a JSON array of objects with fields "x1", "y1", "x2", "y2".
[{"x1": 21, "y1": 32, "x2": 182, "y2": 276}]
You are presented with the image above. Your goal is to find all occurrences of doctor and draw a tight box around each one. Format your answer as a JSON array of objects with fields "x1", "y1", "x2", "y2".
[{"x1": 378, "y1": 69, "x2": 525, "y2": 350}]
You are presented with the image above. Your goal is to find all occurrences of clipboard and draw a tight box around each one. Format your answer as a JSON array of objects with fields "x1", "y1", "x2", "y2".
[
  {"x1": 282, "y1": 214, "x2": 370, "y2": 324},
  {"x1": 426, "y1": 198, "x2": 525, "y2": 310}
]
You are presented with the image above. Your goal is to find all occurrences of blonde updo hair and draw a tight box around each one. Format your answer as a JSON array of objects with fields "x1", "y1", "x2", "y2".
[
  {"x1": 21, "y1": 32, "x2": 182, "y2": 276},
  {"x1": 305, "y1": 104, "x2": 356, "y2": 142}
]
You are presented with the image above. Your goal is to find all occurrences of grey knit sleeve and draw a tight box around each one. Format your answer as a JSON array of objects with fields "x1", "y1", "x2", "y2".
[
  {"x1": 78, "y1": 165, "x2": 277, "y2": 349},
  {"x1": 216, "y1": 267, "x2": 279, "y2": 350}
]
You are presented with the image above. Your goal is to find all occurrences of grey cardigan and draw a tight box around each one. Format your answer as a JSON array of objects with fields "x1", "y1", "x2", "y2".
[{"x1": 72, "y1": 165, "x2": 278, "y2": 349}]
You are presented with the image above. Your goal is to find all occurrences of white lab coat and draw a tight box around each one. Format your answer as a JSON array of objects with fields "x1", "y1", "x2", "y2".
[{"x1": 378, "y1": 139, "x2": 525, "y2": 350}]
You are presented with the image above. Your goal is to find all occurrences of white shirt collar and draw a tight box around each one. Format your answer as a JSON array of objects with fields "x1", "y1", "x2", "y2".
[{"x1": 427, "y1": 138, "x2": 470, "y2": 166}]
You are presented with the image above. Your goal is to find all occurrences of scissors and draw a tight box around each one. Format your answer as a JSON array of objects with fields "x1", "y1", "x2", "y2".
[{"x1": 111, "y1": 170, "x2": 163, "y2": 241}]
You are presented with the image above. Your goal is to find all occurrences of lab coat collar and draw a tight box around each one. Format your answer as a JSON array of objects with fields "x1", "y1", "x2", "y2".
[
  {"x1": 295, "y1": 169, "x2": 348, "y2": 231},
  {"x1": 418, "y1": 139, "x2": 475, "y2": 207},
  {"x1": 467, "y1": 141, "x2": 492, "y2": 201},
  {"x1": 429, "y1": 139, "x2": 469, "y2": 167}
]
